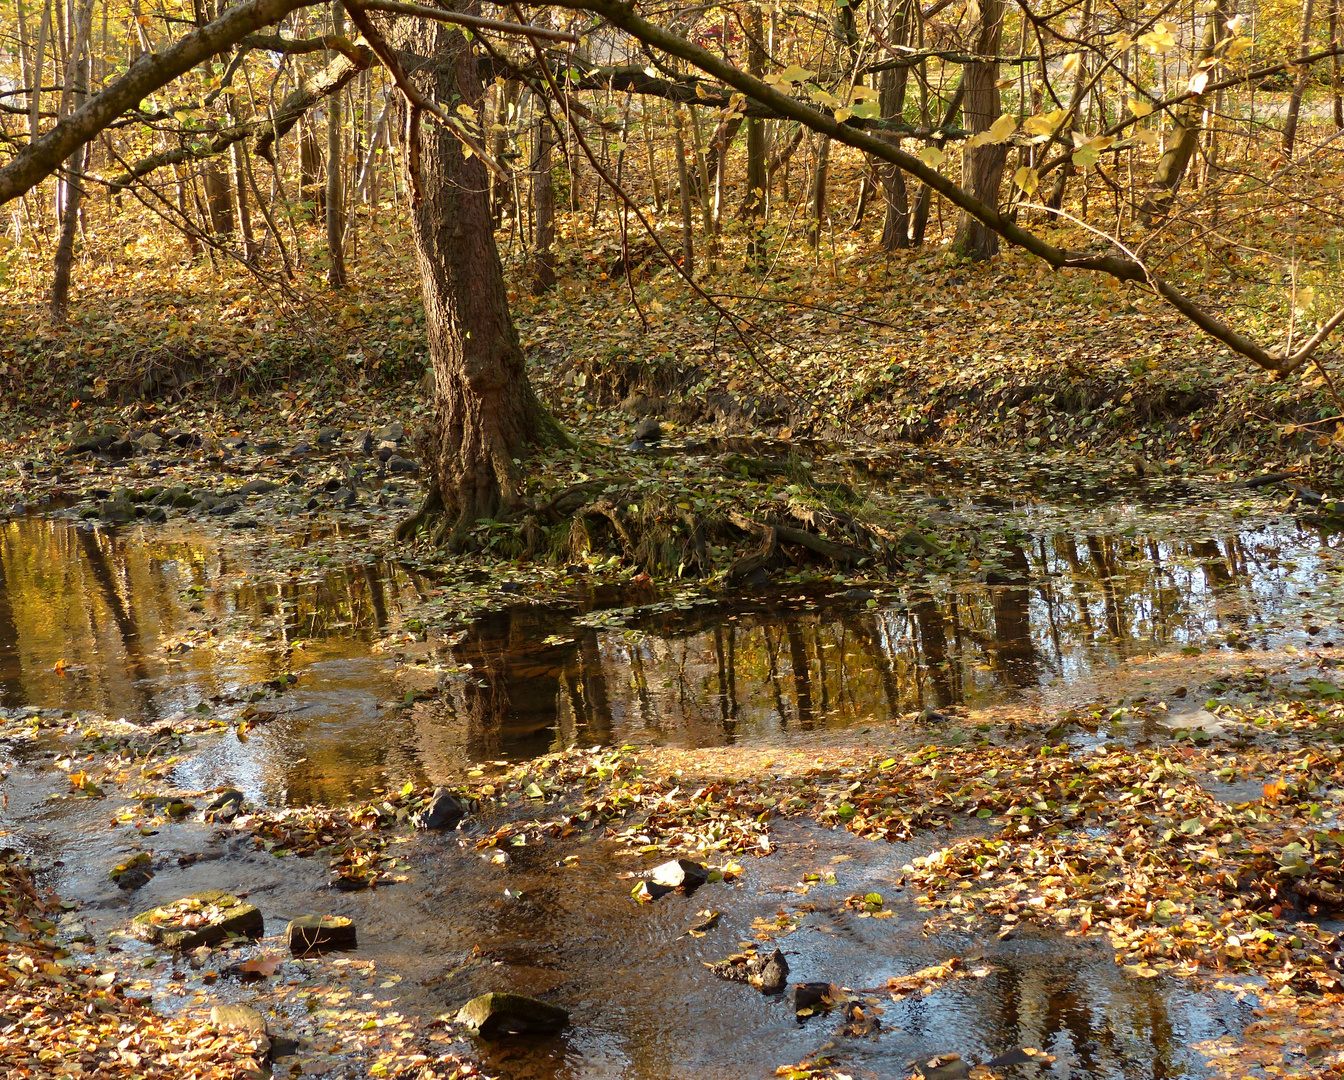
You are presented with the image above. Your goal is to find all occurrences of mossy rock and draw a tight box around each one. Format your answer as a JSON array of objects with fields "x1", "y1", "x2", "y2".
[
  {"x1": 455, "y1": 992, "x2": 569, "y2": 1039},
  {"x1": 130, "y1": 890, "x2": 263, "y2": 949},
  {"x1": 285, "y1": 915, "x2": 356, "y2": 955}
]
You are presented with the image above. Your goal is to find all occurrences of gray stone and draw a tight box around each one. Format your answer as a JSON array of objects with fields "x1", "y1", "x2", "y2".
[
  {"x1": 354, "y1": 430, "x2": 374, "y2": 454},
  {"x1": 99, "y1": 489, "x2": 136, "y2": 523},
  {"x1": 255, "y1": 439, "x2": 282, "y2": 453},
  {"x1": 131, "y1": 891, "x2": 263, "y2": 949},
  {"x1": 386, "y1": 456, "x2": 419, "y2": 474},
  {"x1": 285, "y1": 915, "x2": 357, "y2": 955},
  {"x1": 413, "y1": 788, "x2": 473, "y2": 830},
  {"x1": 374, "y1": 440, "x2": 399, "y2": 461},
  {"x1": 236, "y1": 479, "x2": 277, "y2": 496},
  {"x1": 376, "y1": 422, "x2": 405, "y2": 443},
  {"x1": 211, "y1": 1003, "x2": 266, "y2": 1034},
  {"x1": 136, "y1": 432, "x2": 164, "y2": 452},
  {"x1": 455, "y1": 992, "x2": 569, "y2": 1039},
  {"x1": 289, "y1": 443, "x2": 313, "y2": 456},
  {"x1": 201, "y1": 789, "x2": 244, "y2": 822},
  {"x1": 317, "y1": 426, "x2": 340, "y2": 445},
  {"x1": 633, "y1": 418, "x2": 662, "y2": 443},
  {"x1": 710, "y1": 947, "x2": 790, "y2": 995},
  {"x1": 221, "y1": 436, "x2": 247, "y2": 451}
]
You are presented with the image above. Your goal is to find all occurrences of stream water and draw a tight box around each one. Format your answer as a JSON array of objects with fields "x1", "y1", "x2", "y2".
[{"x1": 0, "y1": 491, "x2": 1338, "y2": 1078}]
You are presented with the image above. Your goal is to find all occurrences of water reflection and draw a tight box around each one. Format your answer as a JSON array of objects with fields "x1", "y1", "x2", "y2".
[
  {"x1": 424, "y1": 525, "x2": 1334, "y2": 759},
  {"x1": 0, "y1": 515, "x2": 407, "y2": 722},
  {"x1": 0, "y1": 514, "x2": 1337, "y2": 803}
]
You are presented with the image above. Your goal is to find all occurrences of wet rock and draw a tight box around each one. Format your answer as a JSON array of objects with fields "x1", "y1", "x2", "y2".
[
  {"x1": 201, "y1": 789, "x2": 244, "y2": 823},
  {"x1": 413, "y1": 787, "x2": 473, "y2": 830},
  {"x1": 709, "y1": 947, "x2": 789, "y2": 995},
  {"x1": 633, "y1": 417, "x2": 662, "y2": 443},
  {"x1": 110, "y1": 852, "x2": 153, "y2": 891},
  {"x1": 136, "y1": 432, "x2": 164, "y2": 452},
  {"x1": 207, "y1": 498, "x2": 241, "y2": 516},
  {"x1": 647, "y1": 858, "x2": 708, "y2": 889},
  {"x1": 354, "y1": 430, "x2": 374, "y2": 454},
  {"x1": 285, "y1": 915, "x2": 356, "y2": 955},
  {"x1": 376, "y1": 421, "x2": 405, "y2": 443},
  {"x1": 130, "y1": 890, "x2": 263, "y2": 949},
  {"x1": 221, "y1": 436, "x2": 247, "y2": 451},
  {"x1": 237, "y1": 479, "x2": 277, "y2": 496},
  {"x1": 455, "y1": 992, "x2": 569, "y2": 1039},
  {"x1": 255, "y1": 439, "x2": 282, "y2": 453},
  {"x1": 793, "y1": 981, "x2": 842, "y2": 1015},
  {"x1": 329, "y1": 871, "x2": 372, "y2": 891},
  {"x1": 842, "y1": 588, "x2": 876, "y2": 602},
  {"x1": 170, "y1": 430, "x2": 195, "y2": 448},
  {"x1": 211, "y1": 1003, "x2": 271, "y2": 1058},
  {"x1": 289, "y1": 443, "x2": 313, "y2": 456},
  {"x1": 317, "y1": 426, "x2": 340, "y2": 445},
  {"x1": 144, "y1": 506, "x2": 168, "y2": 523},
  {"x1": 914, "y1": 1054, "x2": 971, "y2": 1080},
  {"x1": 374, "y1": 440, "x2": 399, "y2": 461},
  {"x1": 108, "y1": 437, "x2": 134, "y2": 459},
  {"x1": 99, "y1": 489, "x2": 136, "y2": 523},
  {"x1": 387, "y1": 455, "x2": 418, "y2": 474},
  {"x1": 918, "y1": 706, "x2": 947, "y2": 723}
]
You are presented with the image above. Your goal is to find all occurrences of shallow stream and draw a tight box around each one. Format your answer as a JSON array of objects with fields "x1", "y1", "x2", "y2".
[{"x1": 1, "y1": 475, "x2": 1339, "y2": 1078}]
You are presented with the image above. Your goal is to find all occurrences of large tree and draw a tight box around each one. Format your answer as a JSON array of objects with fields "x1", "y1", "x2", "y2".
[{"x1": 384, "y1": 3, "x2": 567, "y2": 546}]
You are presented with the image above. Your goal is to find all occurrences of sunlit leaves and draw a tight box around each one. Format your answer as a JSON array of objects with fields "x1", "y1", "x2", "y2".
[
  {"x1": 1022, "y1": 108, "x2": 1067, "y2": 136},
  {"x1": 967, "y1": 112, "x2": 1017, "y2": 148},
  {"x1": 1013, "y1": 166, "x2": 1040, "y2": 194},
  {"x1": 1137, "y1": 22, "x2": 1179, "y2": 53},
  {"x1": 918, "y1": 144, "x2": 948, "y2": 168}
]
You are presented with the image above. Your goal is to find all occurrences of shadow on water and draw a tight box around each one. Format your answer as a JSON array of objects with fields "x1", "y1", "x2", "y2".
[{"x1": 0, "y1": 513, "x2": 1339, "y2": 803}]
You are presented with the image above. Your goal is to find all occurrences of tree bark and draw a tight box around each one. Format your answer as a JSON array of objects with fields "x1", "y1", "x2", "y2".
[
  {"x1": 391, "y1": 4, "x2": 565, "y2": 546},
  {"x1": 531, "y1": 119, "x2": 556, "y2": 294},
  {"x1": 1332, "y1": 0, "x2": 1343, "y2": 130},
  {"x1": 806, "y1": 134, "x2": 829, "y2": 248},
  {"x1": 326, "y1": 0, "x2": 347, "y2": 286},
  {"x1": 952, "y1": 0, "x2": 1006, "y2": 259},
  {"x1": 672, "y1": 105, "x2": 695, "y2": 277},
  {"x1": 879, "y1": 0, "x2": 915, "y2": 249},
  {"x1": 1283, "y1": 0, "x2": 1317, "y2": 155},
  {"x1": 50, "y1": 0, "x2": 93, "y2": 323},
  {"x1": 742, "y1": 1, "x2": 766, "y2": 266},
  {"x1": 1140, "y1": 0, "x2": 1226, "y2": 222}
]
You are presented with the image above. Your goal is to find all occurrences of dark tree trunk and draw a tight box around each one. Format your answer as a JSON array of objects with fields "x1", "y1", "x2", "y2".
[
  {"x1": 1283, "y1": 0, "x2": 1317, "y2": 156},
  {"x1": 953, "y1": 0, "x2": 1006, "y2": 259},
  {"x1": 1333, "y1": 0, "x2": 1344, "y2": 129},
  {"x1": 878, "y1": 0, "x2": 915, "y2": 250},
  {"x1": 300, "y1": 116, "x2": 325, "y2": 219},
  {"x1": 531, "y1": 119, "x2": 556, "y2": 294},
  {"x1": 742, "y1": 2, "x2": 766, "y2": 266},
  {"x1": 326, "y1": 0, "x2": 347, "y2": 286},
  {"x1": 203, "y1": 158, "x2": 234, "y2": 234},
  {"x1": 391, "y1": 5, "x2": 565, "y2": 546}
]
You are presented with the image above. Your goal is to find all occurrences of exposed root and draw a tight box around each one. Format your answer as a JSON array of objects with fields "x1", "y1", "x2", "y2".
[{"x1": 394, "y1": 485, "x2": 445, "y2": 543}]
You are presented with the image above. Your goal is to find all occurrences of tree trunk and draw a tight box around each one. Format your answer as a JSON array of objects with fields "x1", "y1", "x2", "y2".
[
  {"x1": 806, "y1": 135, "x2": 829, "y2": 248},
  {"x1": 742, "y1": 1, "x2": 766, "y2": 266},
  {"x1": 879, "y1": 0, "x2": 916, "y2": 250},
  {"x1": 1332, "y1": 0, "x2": 1343, "y2": 129},
  {"x1": 391, "y1": 5, "x2": 565, "y2": 546},
  {"x1": 672, "y1": 107, "x2": 695, "y2": 277},
  {"x1": 326, "y1": 0, "x2": 347, "y2": 287},
  {"x1": 203, "y1": 158, "x2": 234, "y2": 234},
  {"x1": 952, "y1": 0, "x2": 1006, "y2": 259},
  {"x1": 300, "y1": 116, "x2": 325, "y2": 219},
  {"x1": 1140, "y1": 0, "x2": 1226, "y2": 222},
  {"x1": 531, "y1": 119, "x2": 556, "y2": 294},
  {"x1": 51, "y1": 0, "x2": 93, "y2": 323},
  {"x1": 1283, "y1": 0, "x2": 1317, "y2": 155}
]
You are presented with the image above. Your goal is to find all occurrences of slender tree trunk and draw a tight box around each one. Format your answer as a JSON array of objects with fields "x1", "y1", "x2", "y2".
[
  {"x1": 1332, "y1": 0, "x2": 1344, "y2": 129},
  {"x1": 672, "y1": 107, "x2": 695, "y2": 277},
  {"x1": 391, "y1": 6, "x2": 565, "y2": 546},
  {"x1": 879, "y1": 0, "x2": 916, "y2": 249},
  {"x1": 203, "y1": 158, "x2": 234, "y2": 234},
  {"x1": 743, "y1": 2, "x2": 766, "y2": 266},
  {"x1": 30, "y1": 0, "x2": 53, "y2": 144},
  {"x1": 300, "y1": 117, "x2": 324, "y2": 219},
  {"x1": 1140, "y1": 0, "x2": 1226, "y2": 222},
  {"x1": 806, "y1": 135, "x2": 829, "y2": 248},
  {"x1": 641, "y1": 104, "x2": 664, "y2": 213},
  {"x1": 229, "y1": 108, "x2": 256, "y2": 261},
  {"x1": 688, "y1": 105, "x2": 717, "y2": 270},
  {"x1": 531, "y1": 119, "x2": 556, "y2": 294},
  {"x1": 1283, "y1": 0, "x2": 1317, "y2": 155},
  {"x1": 491, "y1": 79, "x2": 518, "y2": 224},
  {"x1": 326, "y1": 0, "x2": 347, "y2": 286},
  {"x1": 1044, "y1": 0, "x2": 1092, "y2": 219},
  {"x1": 953, "y1": 0, "x2": 1007, "y2": 259},
  {"x1": 50, "y1": 0, "x2": 92, "y2": 323}
]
